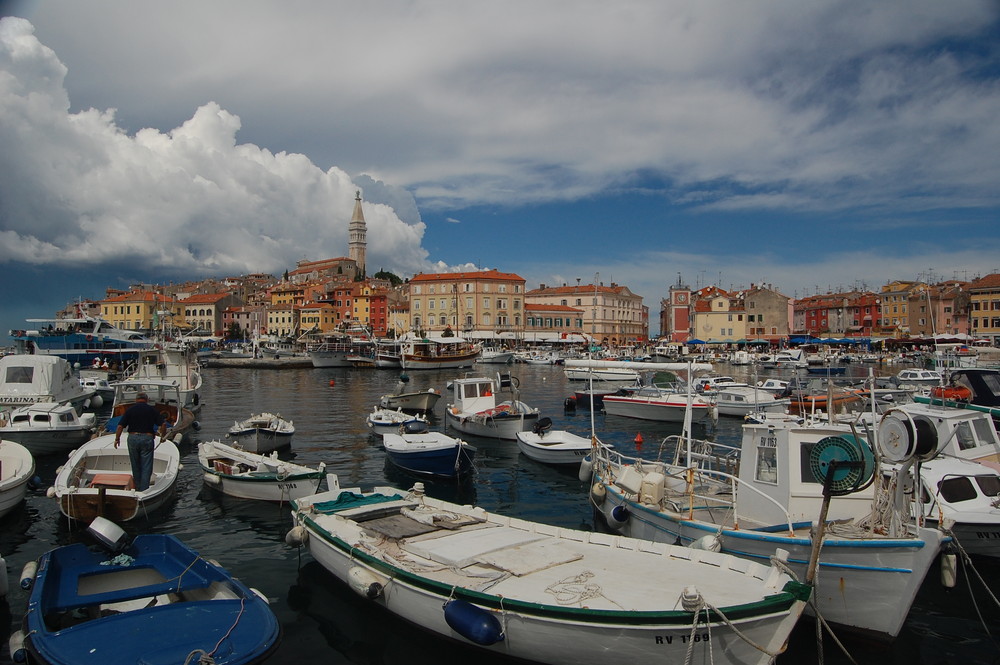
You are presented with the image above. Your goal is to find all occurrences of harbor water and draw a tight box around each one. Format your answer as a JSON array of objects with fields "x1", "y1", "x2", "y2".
[{"x1": 2, "y1": 362, "x2": 998, "y2": 664}]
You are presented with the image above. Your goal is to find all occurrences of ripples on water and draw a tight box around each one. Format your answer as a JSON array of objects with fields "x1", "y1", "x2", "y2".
[{"x1": 1, "y1": 363, "x2": 998, "y2": 664}]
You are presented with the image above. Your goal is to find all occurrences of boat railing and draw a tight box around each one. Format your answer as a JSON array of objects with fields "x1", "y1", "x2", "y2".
[{"x1": 593, "y1": 439, "x2": 797, "y2": 535}]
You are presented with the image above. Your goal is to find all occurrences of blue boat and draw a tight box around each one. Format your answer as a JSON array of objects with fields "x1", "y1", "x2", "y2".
[
  {"x1": 9, "y1": 317, "x2": 153, "y2": 366},
  {"x1": 10, "y1": 521, "x2": 281, "y2": 665},
  {"x1": 382, "y1": 431, "x2": 476, "y2": 478}
]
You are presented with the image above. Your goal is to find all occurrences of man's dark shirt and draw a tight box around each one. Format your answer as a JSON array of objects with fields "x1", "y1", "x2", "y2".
[{"x1": 119, "y1": 402, "x2": 165, "y2": 434}]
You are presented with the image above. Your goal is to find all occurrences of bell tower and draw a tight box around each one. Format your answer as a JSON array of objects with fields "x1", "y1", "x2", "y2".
[{"x1": 348, "y1": 190, "x2": 367, "y2": 277}]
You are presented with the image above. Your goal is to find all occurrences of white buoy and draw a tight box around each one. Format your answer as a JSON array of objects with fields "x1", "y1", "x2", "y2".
[
  {"x1": 0, "y1": 555, "x2": 7, "y2": 597},
  {"x1": 689, "y1": 535, "x2": 722, "y2": 552},
  {"x1": 9, "y1": 629, "x2": 26, "y2": 663},
  {"x1": 285, "y1": 525, "x2": 308, "y2": 547},
  {"x1": 347, "y1": 566, "x2": 386, "y2": 599},
  {"x1": 590, "y1": 482, "x2": 606, "y2": 504},
  {"x1": 578, "y1": 455, "x2": 594, "y2": 482},
  {"x1": 203, "y1": 472, "x2": 221, "y2": 485}
]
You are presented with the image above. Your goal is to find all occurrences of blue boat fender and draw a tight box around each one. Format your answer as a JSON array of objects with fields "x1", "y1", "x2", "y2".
[
  {"x1": 20, "y1": 561, "x2": 38, "y2": 590},
  {"x1": 443, "y1": 599, "x2": 505, "y2": 645},
  {"x1": 607, "y1": 504, "x2": 629, "y2": 530}
]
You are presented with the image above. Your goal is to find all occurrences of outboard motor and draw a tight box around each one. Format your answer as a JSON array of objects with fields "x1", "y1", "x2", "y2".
[{"x1": 532, "y1": 417, "x2": 553, "y2": 436}]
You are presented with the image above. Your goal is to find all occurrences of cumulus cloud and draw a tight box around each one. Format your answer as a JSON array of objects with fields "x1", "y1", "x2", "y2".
[{"x1": 0, "y1": 17, "x2": 431, "y2": 280}]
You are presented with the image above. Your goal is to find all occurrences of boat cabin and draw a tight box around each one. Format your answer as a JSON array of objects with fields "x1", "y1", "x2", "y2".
[{"x1": 450, "y1": 376, "x2": 500, "y2": 414}]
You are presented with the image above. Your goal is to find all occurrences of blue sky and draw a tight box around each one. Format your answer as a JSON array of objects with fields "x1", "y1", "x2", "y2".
[{"x1": 2, "y1": 1, "x2": 1000, "y2": 338}]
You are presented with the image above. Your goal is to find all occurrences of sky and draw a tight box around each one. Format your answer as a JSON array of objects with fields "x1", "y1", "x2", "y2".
[{"x1": 2, "y1": 1, "x2": 1000, "y2": 338}]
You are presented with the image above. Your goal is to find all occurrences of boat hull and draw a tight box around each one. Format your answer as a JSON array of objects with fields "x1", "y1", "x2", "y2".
[
  {"x1": 379, "y1": 390, "x2": 442, "y2": 414},
  {"x1": 401, "y1": 352, "x2": 480, "y2": 370},
  {"x1": 515, "y1": 430, "x2": 592, "y2": 465},
  {"x1": 383, "y1": 433, "x2": 476, "y2": 478},
  {"x1": 227, "y1": 429, "x2": 294, "y2": 454},
  {"x1": 602, "y1": 395, "x2": 710, "y2": 422},
  {"x1": 0, "y1": 440, "x2": 35, "y2": 519},
  {"x1": 446, "y1": 409, "x2": 538, "y2": 440}
]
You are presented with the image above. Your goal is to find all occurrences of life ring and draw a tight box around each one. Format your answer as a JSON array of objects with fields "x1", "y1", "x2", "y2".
[
  {"x1": 86, "y1": 334, "x2": 93, "y2": 341},
  {"x1": 931, "y1": 385, "x2": 972, "y2": 401}
]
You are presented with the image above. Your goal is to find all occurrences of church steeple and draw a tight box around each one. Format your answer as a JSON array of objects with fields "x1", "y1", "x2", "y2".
[{"x1": 348, "y1": 190, "x2": 367, "y2": 278}]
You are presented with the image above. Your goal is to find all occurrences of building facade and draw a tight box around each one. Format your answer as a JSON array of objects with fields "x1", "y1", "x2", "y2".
[{"x1": 409, "y1": 270, "x2": 526, "y2": 335}]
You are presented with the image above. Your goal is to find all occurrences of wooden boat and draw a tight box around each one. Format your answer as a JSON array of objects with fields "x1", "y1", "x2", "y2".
[
  {"x1": 285, "y1": 477, "x2": 810, "y2": 665},
  {"x1": 0, "y1": 439, "x2": 35, "y2": 519},
  {"x1": 446, "y1": 373, "x2": 540, "y2": 440},
  {"x1": 50, "y1": 433, "x2": 180, "y2": 522},
  {"x1": 103, "y1": 379, "x2": 199, "y2": 443},
  {"x1": 226, "y1": 412, "x2": 295, "y2": 453},
  {"x1": 10, "y1": 523, "x2": 280, "y2": 665},
  {"x1": 400, "y1": 336, "x2": 480, "y2": 370},
  {"x1": 378, "y1": 374, "x2": 442, "y2": 414},
  {"x1": 382, "y1": 431, "x2": 476, "y2": 478},
  {"x1": 198, "y1": 439, "x2": 325, "y2": 501},
  {"x1": 585, "y1": 415, "x2": 945, "y2": 639},
  {"x1": 514, "y1": 418, "x2": 592, "y2": 465},
  {"x1": 365, "y1": 407, "x2": 430, "y2": 437},
  {"x1": 0, "y1": 402, "x2": 97, "y2": 455}
]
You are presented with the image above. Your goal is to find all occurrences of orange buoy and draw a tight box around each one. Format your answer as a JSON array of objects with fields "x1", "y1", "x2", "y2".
[
  {"x1": 634, "y1": 432, "x2": 644, "y2": 446},
  {"x1": 329, "y1": 379, "x2": 336, "y2": 387}
]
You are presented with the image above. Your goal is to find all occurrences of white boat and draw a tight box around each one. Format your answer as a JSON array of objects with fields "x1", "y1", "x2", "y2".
[
  {"x1": 125, "y1": 346, "x2": 203, "y2": 410},
  {"x1": 585, "y1": 414, "x2": 945, "y2": 639},
  {"x1": 563, "y1": 366, "x2": 641, "y2": 382},
  {"x1": 400, "y1": 336, "x2": 480, "y2": 370},
  {"x1": 366, "y1": 407, "x2": 430, "y2": 437},
  {"x1": 382, "y1": 431, "x2": 476, "y2": 478},
  {"x1": 0, "y1": 439, "x2": 35, "y2": 519},
  {"x1": 308, "y1": 337, "x2": 375, "y2": 368},
  {"x1": 514, "y1": 418, "x2": 592, "y2": 465},
  {"x1": 602, "y1": 384, "x2": 714, "y2": 423},
  {"x1": 759, "y1": 349, "x2": 808, "y2": 369},
  {"x1": 477, "y1": 347, "x2": 514, "y2": 364},
  {"x1": 0, "y1": 355, "x2": 97, "y2": 414},
  {"x1": 51, "y1": 433, "x2": 180, "y2": 522},
  {"x1": 78, "y1": 366, "x2": 116, "y2": 403},
  {"x1": 895, "y1": 368, "x2": 943, "y2": 388},
  {"x1": 378, "y1": 375, "x2": 442, "y2": 414},
  {"x1": 9, "y1": 315, "x2": 153, "y2": 365},
  {"x1": 445, "y1": 373, "x2": 540, "y2": 440},
  {"x1": 227, "y1": 412, "x2": 295, "y2": 454},
  {"x1": 0, "y1": 402, "x2": 97, "y2": 455},
  {"x1": 710, "y1": 385, "x2": 790, "y2": 417},
  {"x1": 198, "y1": 439, "x2": 325, "y2": 502},
  {"x1": 286, "y1": 477, "x2": 810, "y2": 665},
  {"x1": 755, "y1": 378, "x2": 789, "y2": 395}
]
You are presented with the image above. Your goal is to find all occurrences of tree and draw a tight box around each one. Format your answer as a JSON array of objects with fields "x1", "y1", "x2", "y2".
[
  {"x1": 442, "y1": 326, "x2": 454, "y2": 337},
  {"x1": 227, "y1": 322, "x2": 243, "y2": 340},
  {"x1": 373, "y1": 269, "x2": 402, "y2": 286}
]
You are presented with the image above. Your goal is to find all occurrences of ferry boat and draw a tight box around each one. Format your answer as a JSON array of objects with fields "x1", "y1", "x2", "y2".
[{"x1": 9, "y1": 317, "x2": 153, "y2": 366}]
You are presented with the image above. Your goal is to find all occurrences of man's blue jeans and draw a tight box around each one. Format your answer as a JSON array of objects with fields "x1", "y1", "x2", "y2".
[{"x1": 126, "y1": 433, "x2": 155, "y2": 491}]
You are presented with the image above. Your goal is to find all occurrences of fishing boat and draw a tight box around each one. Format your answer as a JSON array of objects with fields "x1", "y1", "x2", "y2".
[
  {"x1": 125, "y1": 345, "x2": 203, "y2": 411},
  {"x1": 365, "y1": 407, "x2": 430, "y2": 437},
  {"x1": 514, "y1": 417, "x2": 592, "y2": 465},
  {"x1": 285, "y1": 477, "x2": 810, "y2": 665},
  {"x1": 9, "y1": 519, "x2": 281, "y2": 665},
  {"x1": 0, "y1": 355, "x2": 98, "y2": 414},
  {"x1": 584, "y1": 411, "x2": 945, "y2": 640},
  {"x1": 0, "y1": 439, "x2": 35, "y2": 519},
  {"x1": 445, "y1": 373, "x2": 540, "y2": 440},
  {"x1": 198, "y1": 439, "x2": 325, "y2": 502},
  {"x1": 226, "y1": 412, "x2": 295, "y2": 454},
  {"x1": 0, "y1": 402, "x2": 97, "y2": 455},
  {"x1": 382, "y1": 431, "x2": 476, "y2": 478},
  {"x1": 378, "y1": 374, "x2": 442, "y2": 414},
  {"x1": 50, "y1": 433, "x2": 180, "y2": 522}
]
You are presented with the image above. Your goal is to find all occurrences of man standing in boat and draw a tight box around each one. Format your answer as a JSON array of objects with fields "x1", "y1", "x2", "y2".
[{"x1": 113, "y1": 392, "x2": 168, "y2": 491}]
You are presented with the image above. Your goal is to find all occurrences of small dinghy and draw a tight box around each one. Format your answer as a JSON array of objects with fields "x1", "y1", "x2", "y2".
[
  {"x1": 9, "y1": 517, "x2": 281, "y2": 665},
  {"x1": 514, "y1": 417, "x2": 593, "y2": 465},
  {"x1": 382, "y1": 431, "x2": 476, "y2": 478},
  {"x1": 50, "y1": 433, "x2": 179, "y2": 523},
  {"x1": 198, "y1": 439, "x2": 325, "y2": 502},
  {"x1": 366, "y1": 407, "x2": 430, "y2": 437},
  {"x1": 0, "y1": 438, "x2": 35, "y2": 519},
  {"x1": 226, "y1": 412, "x2": 295, "y2": 454}
]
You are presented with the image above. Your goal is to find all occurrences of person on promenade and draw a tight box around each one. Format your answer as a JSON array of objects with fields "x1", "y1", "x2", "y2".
[{"x1": 113, "y1": 392, "x2": 168, "y2": 491}]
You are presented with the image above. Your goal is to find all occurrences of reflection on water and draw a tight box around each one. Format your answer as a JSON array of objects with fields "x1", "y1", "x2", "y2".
[{"x1": 1, "y1": 362, "x2": 997, "y2": 665}]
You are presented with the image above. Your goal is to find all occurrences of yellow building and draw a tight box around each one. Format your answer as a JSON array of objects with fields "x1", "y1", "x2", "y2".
[
  {"x1": 101, "y1": 291, "x2": 182, "y2": 332},
  {"x1": 408, "y1": 269, "x2": 525, "y2": 335}
]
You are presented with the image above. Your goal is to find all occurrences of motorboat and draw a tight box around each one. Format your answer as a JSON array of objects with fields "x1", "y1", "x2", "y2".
[
  {"x1": 0, "y1": 355, "x2": 97, "y2": 414},
  {"x1": 378, "y1": 374, "x2": 442, "y2": 414},
  {"x1": 285, "y1": 476, "x2": 809, "y2": 665},
  {"x1": 895, "y1": 368, "x2": 943, "y2": 388},
  {"x1": 0, "y1": 439, "x2": 35, "y2": 519},
  {"x1": 563, "y1": 366, "x2": 641, "y2": 382},
  {"x1": 477, "y1": 347, "x2": 514, "y2": 364},
  {"x1": 914, "y1": 368, "x2": 1000, "y2": 424},
  {"x1": 198, "y1": 439, "x2": 325, "y2": 502},
  {"x1": 758, "y1": 349, "x2": 807, "y2": 369},
  {"x1": 226, "y1": 412, "x2": 295, "y2": 454},
  {"x1": 382, "y1": 431, "x2": 476, "y2": 478},
  {"x1": 514, "y1": 417, "x2": 592, "y2": 465},
  {"x1": 710, "y1": 385, "x2": 790, "y2": 417},
  {"x1": 50, "y1": 433, "x2": 180, "y2": 523},
  {"x1": 602, "y1": 383, "x2": 714, "y2": 423},
  {"x1": 445, "y1": 373, "x2": 540, "y2": 440},
  {"x1": 366, "y1": 407, "x2": 430, "y2": 437},
  {"x1": 0, "y1": 402, "x2": 97, "y2": 455},
  {"x1": 9, "y1": 519, "x2": 281, "y2": 665}
]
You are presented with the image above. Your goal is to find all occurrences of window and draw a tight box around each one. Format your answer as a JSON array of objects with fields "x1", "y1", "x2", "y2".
[
  {"x1": 5, "y1": 366, "x2": 34, "y2": 384},
  {"x1": 483, "y1": 298, "x2": 491, "y2": 309},
  {"x1": 938, "y1": 477, "x2": 977, "y2": 503},
  {"x1": 755, "y1": 439, "x2": 778, "y2": 484}
]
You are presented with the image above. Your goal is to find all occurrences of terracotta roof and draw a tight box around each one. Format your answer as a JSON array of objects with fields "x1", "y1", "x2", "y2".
[
  {"x1": 525, "y1": 303, "x2": 583, "y2": 312},
  {"x1": 411, "y1": 269, "x2": 524, "y2": 282},
  {"x1": 970, "y1": 273, "x2": 1000, "y2": 290},
  {"x1": 102, "y1": 291, "x2": 174, "y2": 303},
  {"x1": 179, "y1": 292, "x2": 230, "y2": 304}
]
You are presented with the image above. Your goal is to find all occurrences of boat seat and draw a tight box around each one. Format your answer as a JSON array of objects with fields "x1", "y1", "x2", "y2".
[{"x1": 90, "y1": 473, "x2": 135, "y2": 490}]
